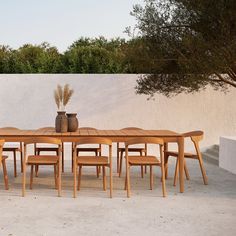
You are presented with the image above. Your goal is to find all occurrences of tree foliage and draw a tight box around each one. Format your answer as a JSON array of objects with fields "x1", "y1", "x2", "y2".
[
  {"x1": 63, "y1": 37, "x2": 128, "y2": 73},
  {"x1": 0, "y1": 43, "x2": 64, "y2": 73},
  {"x1": 0, "y1": 37, "x2": 130, "y2": 74},
  {"x1": 128, "y1": 0, "x2": 236, "y2": 97}
]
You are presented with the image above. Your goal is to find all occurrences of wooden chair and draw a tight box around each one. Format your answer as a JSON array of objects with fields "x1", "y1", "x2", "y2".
[
  {"x1": 72, "y1": 127, "x2": 101, "y2": 177},
  {"x1": 0, "y1": 127, "x2": 23, "y2": 177},
  {"x1": 164, "y1": 131, "x2": 208, "y2": 186},
  {"x1": 0, "y1": 140, "x2": 9, "y2": 190},
  {"x1": 22, "y1": 137, "x2": 62, "y2": 197},
  {"x1": 124, "y1": 137, "x2": 166, "y2": 198},
  {"x1": 72, "y1": 137, "x2": 113, "y2": 198},
  {"x1": 34, "y1": 127, "x2": 64, "y2": 175},
  {"x1": 118, "y1": 127, "x2": 147, "y2": 177}
]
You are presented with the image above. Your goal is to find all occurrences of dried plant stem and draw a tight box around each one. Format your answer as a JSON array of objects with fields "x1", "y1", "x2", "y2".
[{"x1": 54, "y1": 83, "x2": 74, "y2": 110}]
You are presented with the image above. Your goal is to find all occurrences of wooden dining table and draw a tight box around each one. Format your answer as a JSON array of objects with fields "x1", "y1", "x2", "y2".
[{"x1": 0, "y1": 128, "x2": 185, "y2": 193}]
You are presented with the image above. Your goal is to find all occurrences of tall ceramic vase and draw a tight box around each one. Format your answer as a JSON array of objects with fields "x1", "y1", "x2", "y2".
[
  {"x1": 55, "y1": 111, "x2": 68, "y2": 133},
  {"x1": 67, "y1": 113, "x2": 79, "y2": 132}
]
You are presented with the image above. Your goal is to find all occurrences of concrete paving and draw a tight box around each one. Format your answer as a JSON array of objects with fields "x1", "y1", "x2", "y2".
[{"x1": 0, "y1": 159, "x2": 235, "y2": 236}]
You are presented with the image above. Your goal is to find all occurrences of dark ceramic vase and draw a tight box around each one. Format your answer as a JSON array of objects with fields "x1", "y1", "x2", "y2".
[
  {"x1": 55, "y1": 111, "x2": 68, "y2": 133},
  {"x1": 67, "y1": 113, "x2": 79, "y2": 132}
]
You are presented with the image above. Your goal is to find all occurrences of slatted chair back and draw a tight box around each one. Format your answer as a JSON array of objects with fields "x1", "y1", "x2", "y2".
[
  {"x1": 121, "y1": 127, "x2": 143, "y2": 131},
  {"x1": 37, "y1": 127, "x2": 55, "y2": 131},
  {"x1": 74, "y1": 137, "x2": 112, "y2": 161},
  {"x1": 119, "y1": 127, "x2": 146, "y2": 147},
  {"x1": 76, "y1": 137, "x2": 112, "y2": 146},
  {"x1": 0, "y1": 127, "x2": 20, "y2": 130},
  {"x1": 125, "y1": 137, "x2": 164, "y2": 158},
  {"x1": 24, "y1": 137, "x2": 62, "y2": 161},
  {"x1": 125, "y1": 137, "x2": 164, "y2": 146}
]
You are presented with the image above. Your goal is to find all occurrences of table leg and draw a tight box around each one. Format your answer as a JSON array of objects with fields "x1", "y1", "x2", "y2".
[
  {"x1": 164, "y1": 142, "x2": 168, "y2": 179},
  {"x1": 178, "y1": 136, "x2": 184, "y2": 193},
  {"x1": 73, "y1": 143, "x2": 77, "y2": 198}
]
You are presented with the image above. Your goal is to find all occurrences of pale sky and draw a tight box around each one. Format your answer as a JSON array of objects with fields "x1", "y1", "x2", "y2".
[{"x1": 0, "y1": 0, "x2": 144, "y2": 52}]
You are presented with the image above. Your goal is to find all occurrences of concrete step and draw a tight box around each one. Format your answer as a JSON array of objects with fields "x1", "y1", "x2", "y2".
[
  {"x1": 204, "y1": 148, "x2": 219, "y2": 156},
  {"x1": 202, "y1": 145, "x2": 219, "y2": 166}
]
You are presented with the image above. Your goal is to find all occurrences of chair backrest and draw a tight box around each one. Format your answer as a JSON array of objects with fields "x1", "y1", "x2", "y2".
[
  {"x1": 118, "y1": 127, "x2": 144, "y2": 147},
  {"x1": 121, "y1": 127, "x2": 143, "y2": 131},
  {"x1": 0, "y1": 127, "x2": 20, "y2": 130},
  {"x1": 182, "y1": 130, "x2": 204, "y2": 143},
  {"x1": 74, "y1": 137, "x2": 112, "y2": 159},
  {"x1": 125, "y1": 137, "x2": 164, "y2": 147},
  {"x1": 0, "y1": 139, "x2": 4, "y2": 163},
  {"x1": 182, "y1": 130, "x2": 204, "y2": 155},
  {"x1": 75, "y1": 137, "x2": 112, "y2": 146},
  {"x1": 0, "y1": 127, "x2": 22, "y2": 147},
  {"x1": 24, "y1": 137, "x2": 62, "y2": 145},
  {"x1": 125, "y1": 137, "x2": 164, "y2": 161},
  {"x1": 79, "y1": 127, "x2": 97, "y2": 130},
  {"x1": 24, "y1": 138, "x2": 62, "y2": 164},
  {"x1": 37, "y1": 127, "x2": 55, "y2": 131}
]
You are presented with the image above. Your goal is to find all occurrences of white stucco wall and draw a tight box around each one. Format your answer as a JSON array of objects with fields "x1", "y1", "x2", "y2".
[
  {"x1": 219, "y1": 136, "x2": 236, "y2": 174},
  {"x1": 0, "y1": 74, "x2": 235, "y2": 152}
]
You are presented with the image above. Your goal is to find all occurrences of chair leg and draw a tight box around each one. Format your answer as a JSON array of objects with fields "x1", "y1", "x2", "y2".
[
  {"x1": 141, "y1": 165, "x2": 144, "y2": 178},
  {"x1": 102, "y1": 166, "x2": 106, "y2": 191},
  {"x1": 161, "y1": 162, "x2": 167, "y2": 197},
  {"x1": 13, "y1": 151, "x2": 17, "y2": 177},
  {"x1": 110, "y1": 165, "x2": 113, "y2": 198},
  {"x1": 119, "y1": 151, "x2": 123, "y2": 177},
  {"x1": 71, "y1": 149, "x2": 74, "y2": 173},
  {"x1": 2, "y1": 159, "x2": 9, "y2": 190},
  {"x1": 78, "y1": 166, "x2": 82, "y2": 191},
  {"x1": 164, "y1": 155, "x2": 169, "y2": 179},
  {"x1": 173, "y1": 158, "x2": 179, "y2": 186},
  {"x1": 62, "y1": 145, "x2": 64, "y2": 173},
  {"x1": 57, "y1": 162, "x2": 61, "y2": 197},
  {"x1": 198, "y1": 156, "x2": 208, "y2": 185},
  {"x1": 124, "y1": 172, "x2": 127, "y2": 190},
  {"x1": 184, "y1": 160, "x2": 190, "y2": 180},
  {"x1": 73, "y1": 162, "x2": 78, "y2": 198},
  {"x1": 30, "y1": 165, "x2": 34, "y2": 189},
  {"x1": 35, "y1": 165, "x2": 39, "y2": 177},
  {"x1": 54, "y1": 165, "x2": 58, "y2": 189},
  {"x1": 140, "y1": 151, "x2": 144, "y2": 178},
  {"x1": 127, "y1": 165, "x2": 131, "y2": 198},
  {"x1": 150, "y1": 165, "x2": 153, "y2": 190},
  {"x1": 117, "y1": 153, "x2": 120, "y2": 173},
  {"x1": 95, "y1": 151, "x2": 100, "y2": 178},
  {"x1": 96, "y1": 166, "x2": 100, "y2": 178},
  {"x1": 20, "y1": 151, "x2": 23, "y2": 173},
  {"x1": 35, "y1": 150, "x2": 39, "y2": 177},
  {"x1": 22, "y1": 163, "x2": 26, "y2": 197}
]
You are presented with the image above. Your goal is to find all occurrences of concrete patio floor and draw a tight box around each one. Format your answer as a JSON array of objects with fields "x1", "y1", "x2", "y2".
[{"x1": 0, "y1": 159, "x2": 235, "y2": 236}]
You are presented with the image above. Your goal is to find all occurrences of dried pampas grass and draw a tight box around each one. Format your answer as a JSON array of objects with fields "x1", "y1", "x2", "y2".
[
  {"x1": 63, "y1": 84, "x2": 74, "y2": 106},
  {"x1": 54, "y1": 90, "x2": 60, "y2": 109},
  {"x1": 54, "y1": 84, "x2": 74, "y2": 110}
]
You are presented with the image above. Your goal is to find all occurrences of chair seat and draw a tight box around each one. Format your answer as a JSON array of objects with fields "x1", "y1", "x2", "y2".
[
  {"x1": 27, "y1": 155, "x2": 59, "y2": 165},
  {"x1": 36, "y1": 147, "x2": 59, "y2": 152},
  {"x1": 119, "y1": 147, "x2": 146, "y2": 153},
  {"x1": 165, "y1": 151, "x2": 197, "y2": 159},
  {"x1": 3, "y1": 147, "x2": 20, "y2": 152},
  {"x1": 77, "y1": 156, "x2": 108, "y2": 165},
  {"x1": 77, "y1": 147, "x2": 101, "y2": 152},
  {"x1": 127, "y1": 155, "x2": 160, "y2": 165}
]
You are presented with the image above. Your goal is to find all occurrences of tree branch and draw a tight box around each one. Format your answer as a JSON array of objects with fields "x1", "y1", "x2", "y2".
[{"x1": 215, "y1": 73, "x2": 236, "y2": 87}]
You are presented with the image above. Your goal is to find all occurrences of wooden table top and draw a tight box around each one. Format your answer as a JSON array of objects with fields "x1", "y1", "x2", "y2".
[{"x1": 0, "y1": 128, "x2": 181, "y2": 137}]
